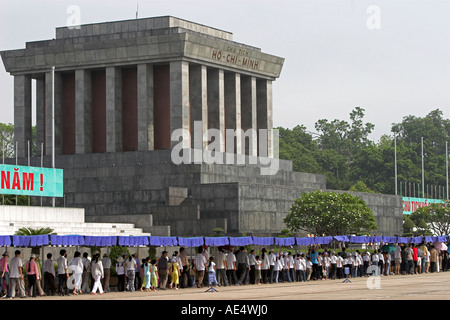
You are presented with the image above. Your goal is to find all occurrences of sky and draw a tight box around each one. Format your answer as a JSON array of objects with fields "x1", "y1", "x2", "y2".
[{"x1": 0, "y1": 0, "x2": 449, "y2": 142}]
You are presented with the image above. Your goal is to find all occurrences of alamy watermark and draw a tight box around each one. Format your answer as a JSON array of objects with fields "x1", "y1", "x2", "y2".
[
  {"x1": 171, "y1": 121, "x2": 280, "y2": 176},
  {"x1": 366, "y1": 5, "x2": 381, "y2": 30},
  {"x1": 66, "y1": 5, "x2": 81, "y2": 29}
]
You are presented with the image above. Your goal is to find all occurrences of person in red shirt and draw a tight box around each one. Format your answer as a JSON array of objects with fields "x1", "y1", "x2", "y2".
[
  {"x1": 25, "y1": 254, "x2": 40, "y2": 298},
  {"x1": 412, "y1": 244, "x2": 419, "y2": 274}
]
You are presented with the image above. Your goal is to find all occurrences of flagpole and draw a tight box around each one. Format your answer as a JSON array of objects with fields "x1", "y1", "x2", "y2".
[
  {"x1": 52, "y1": 66, "x2": 55, "y2": 208},
  {"x1": 446, "y1": 141, "x2": 449, "y2": 200},
  {"x1": 421, "y1": 137, "x2": 424, "y2": 198},
  {"x1": 394, "y1": 132, "x2": 397, "y2": 196}
]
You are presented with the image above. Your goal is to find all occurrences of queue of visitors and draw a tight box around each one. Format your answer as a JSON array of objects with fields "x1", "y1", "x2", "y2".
[{"x1": 1, "y1": 241, "x2": 449, "y2": 298}]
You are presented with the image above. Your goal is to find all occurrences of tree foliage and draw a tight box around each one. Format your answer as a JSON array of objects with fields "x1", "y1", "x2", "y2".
[
  {"x1": 410, "y1": 201, "x2": 450, "y2": 236},
  {"x1": 278, "y1": 108, "x2": 449, "y2": 196},
  {"x1": 284, "y1": 190, "x2": 377, "y2": 236}
]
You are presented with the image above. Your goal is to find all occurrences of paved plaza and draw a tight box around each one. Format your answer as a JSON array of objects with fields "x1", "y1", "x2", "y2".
[{"x1": 25, "y1": 271, "x2": 450, "y2": 301}]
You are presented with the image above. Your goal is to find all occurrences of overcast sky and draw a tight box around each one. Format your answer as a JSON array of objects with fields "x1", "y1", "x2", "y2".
[{"x1": 0, "y1": 0, "x2": 449, "y2": 142}]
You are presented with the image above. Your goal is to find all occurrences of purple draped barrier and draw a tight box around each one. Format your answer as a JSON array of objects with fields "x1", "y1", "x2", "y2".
[
  {"x1": 252, "y1": 237, "x2": 274, "y2": 246},
  {"x1": 295, "y1": 237, "x2": 315, "y2": 246},
  {"x1": 177, "y1": 237, "x2": 204, "y2": 248},
  {"x1": 50, "y1": 235, "x2": 84, "y2": 246},
  {"x1": 149, "y1": 236, "x2": 178, "y2": 247},
  {"x1": 274, "y1": 237, "x2": 295, "y2": 247},
  {"x1": 349, "y1": 236, "x2": 371, "y2": 243},
  {"x1": 370, "y1": 236, "x2": 383, "y2": 243},
  {"x1": 381, "y1": 236, "x2": 397, "y2": 243},
  {"x1": 118, "y1": 236, "x2": 149, "y2": 247},
  {"x1": 204, "y1": 237, "x2": 229, "y2": 247},
  {"x1": 13, "y1": 235, "x2": 49, "y2": 247},
  {"x1": 229, "y1": 237, "x2": 253, "y2": 246},
  {"x1": 315, "y1": 236, "x2": 333, "y2": 244},
  {"x1": 397, "y1": 237, "x2": 410, "y2": 244},
  {"x1": 425, "y1": 236, "x2": 437, "y2": 243},
  {"x1": 333, "y1": 236, "x2": 349, "y2": 242},
  {"x1": 83, "y1": 236, "x2": 117, "y2": 247},
  {"x1": 0, "y1": 235, "x2": 11, "y2": 247},
  {"x1": 410, "y1": 237, "x2": 424, "y2": 244},
  {"x1": 438, "y1": 236, "x2": 448, "y2": 242}
]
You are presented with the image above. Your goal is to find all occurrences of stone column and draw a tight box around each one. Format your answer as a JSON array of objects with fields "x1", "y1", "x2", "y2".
[
  {"x1": 137, "y1": 63, "x2": 154, "y2": 151},
  {"x1": 106, "y1": 66, "x2": 122, "y2": 153},
  {"x1": 35, "y1": 76, "x2": 45, "y2": 156},
  {"x1": 240, "y1": 75, "x2": 257, "y2": 156},
  {"x1": 170, "y1": 61, "x2": 190, "y2": 149},
  {"x1": 189, "y1": 64, "x2": 208, "y2": 151},
  {"x1": 257, "y1": 79, "x2": 273, "y2": 158},
  {"x1": 224, "y1": 72, "x2": 242, "y2": 154},
  {"x1": 207, "y1": 68, "x2": 225, "y2": 152},
  {"x1": 13, "y1": 74, "x2": 32, "y2": 158},
  {"x1": 75, "y1": 69, "x2": 92, "y2": 154},
  {"x1": 45, "y1": 71, "x2": 62, "y2": 156}
]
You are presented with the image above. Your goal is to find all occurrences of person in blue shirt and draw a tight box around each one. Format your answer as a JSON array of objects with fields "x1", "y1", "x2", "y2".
[{"x1": 310, "y1": 246, "x2": 319, "y2": 280}]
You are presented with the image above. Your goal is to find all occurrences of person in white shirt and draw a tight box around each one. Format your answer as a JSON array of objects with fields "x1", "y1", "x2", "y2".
[
  {"x1": 216, "y1": 248, "x2": 229, "y2": 286},
  {"x1": 261, "y1": 248, "x2": 270, "y2": 284},
  {"x1": 226, "y1": 249, "x2": 238, "y2": 285},
  {"x1": 281, "y1": 253, "x2": 290, "y2": 283},
  {"x1": 298, "y1": 254, "x2": 307, "y2": 282},
  {"x1": 288, "y1": 253, "x2": 295, "y2": 282},
  {"x1": 43, "y1": 253, "x2": 56, "y2": 296},
  {"x1": 305, "y1": 256, "x2": 312, "y2": 281},
  {"x1": 194, "y1": 247, "x2": 207, "y2": 288},
  {"x1": 268, "y1": 249, "x2": 276, "y2": 284},
  {"x1": 255, "y1": 256, "x2": 263, "y2": 285},
  {"x1": 9, "y1": 250, "x2": 25, "y2": 298},
  {"x1": 68, "y1": 251, "x2": 83, "y2": 295},
  {"x1": 371, "y1": 250, "x2": 380, "y2": 276},
  {"x1": 90, "y1": 253, "x2": 104, "y2": 295},
  {"x1": 57, "y1": 250, "x2": 69, "y2": 296},
  {"x1": 336, "y1": 254, "x2": 344, "y2": 279},
  {"x1": 330, "y1": 251, "x2": 337, "y2": 280},
  {"x1": 125, "y1": 255, "x2": 137, "y2": 292},
  {"x1": 116, "y1": 256, "x2": 126, "y2": 292},
  {"x1": 362, "y1": 251, "x2": 371, "y2": 276},
  {"x1": 207, "y1": 257, "x2": 218, "y2": 286},
  {"x1": 323, "y1": 252, "x2": 331, "y2": 280},
  {"x1": 273, "y1": 255, "x2": 282, "y2": 283},
  {"x1": 101, "y1": 253, "x2": 111, "y2": 293}
]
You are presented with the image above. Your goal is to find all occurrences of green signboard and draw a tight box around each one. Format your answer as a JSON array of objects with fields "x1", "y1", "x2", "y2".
[
  {"x1": 0, "y1": 164, "x2": 63, "y2": 197},
  {"x1": 402, "y1": 197, "x2": 445, "y2": 215}
]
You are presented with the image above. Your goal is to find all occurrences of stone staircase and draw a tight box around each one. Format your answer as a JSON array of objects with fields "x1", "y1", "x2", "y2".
[{"x1": 0, "y1": 205, "x2": 150, "y2": 236}]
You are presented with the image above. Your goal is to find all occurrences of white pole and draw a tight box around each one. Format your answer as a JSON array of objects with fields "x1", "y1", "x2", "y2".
[
  {"x1": 41, "y1": 143, "x2": 44, "y2": 207},
  {"x1": 394, "y1": 132, "x2": 397, "y2": 196},
  {"x1": 52, "y1": 66, "x2": 55, "y2": 208},
  {"x1": 421, "y1": 137, "x2": 424, "y2": 198},
  {"x1": 445, "y1": 142, "x2": 448, "y2": 200}
]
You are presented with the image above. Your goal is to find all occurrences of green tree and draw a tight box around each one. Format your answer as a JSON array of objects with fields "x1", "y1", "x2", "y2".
[
  {"x1": 349, "y1": 181, "x2": 374, "y2": 193},
  {"x1": 0, "y1": 122, "x2": 14, "y2": 158},
  {"x1": 284, "y1": 190, "x2": 377, "y2": 236},
  {"x1": 410, "y1": 201, "x2": 450, "y2": 236},
  {"x1": 402, "y1": 216, "x2": 415, "y2": 236}
]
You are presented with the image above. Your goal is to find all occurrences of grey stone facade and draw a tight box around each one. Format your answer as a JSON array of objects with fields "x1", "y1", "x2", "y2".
[{"x1": 6, "y1": 150, "x2": 402, "y2": 237}]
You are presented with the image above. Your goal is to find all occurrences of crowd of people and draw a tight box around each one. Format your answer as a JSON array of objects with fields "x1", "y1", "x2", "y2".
[{"x1": 0, "y1": 242, "x2": 449, "y2": 299}]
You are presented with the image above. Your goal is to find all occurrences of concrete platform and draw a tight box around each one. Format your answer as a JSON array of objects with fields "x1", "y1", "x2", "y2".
[{"x1": 19, "y1": 271, "x2": 450, "y2": 301}]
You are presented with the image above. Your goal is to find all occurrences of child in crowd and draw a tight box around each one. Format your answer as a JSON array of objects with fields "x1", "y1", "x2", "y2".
[
  {"x1": 150, "y1": 259, "x2": 158, "y2": 292},
  {"x1": 255, "y1": 256, "x2": 262, "y2": 285}
]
